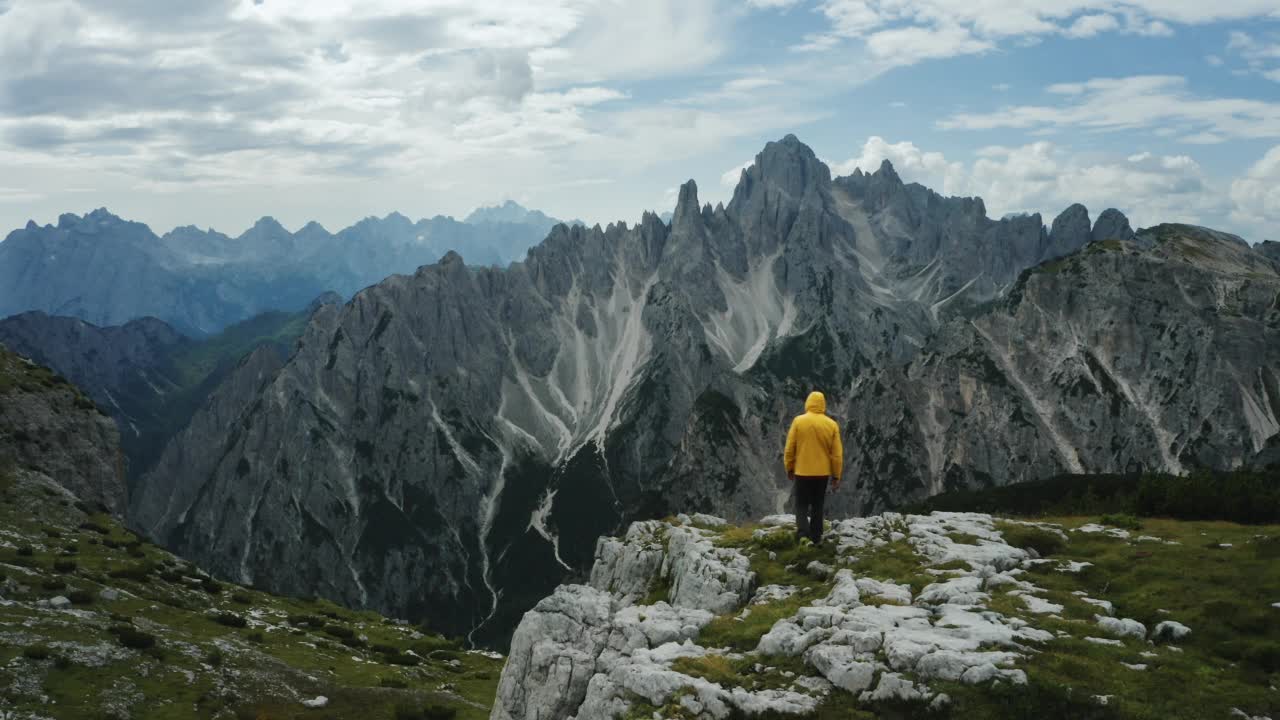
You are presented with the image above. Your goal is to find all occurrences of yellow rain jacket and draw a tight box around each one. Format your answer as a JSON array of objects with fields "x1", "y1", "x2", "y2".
[{"x1": 783, "y1": 391, "x2": 843, "y2": 479}]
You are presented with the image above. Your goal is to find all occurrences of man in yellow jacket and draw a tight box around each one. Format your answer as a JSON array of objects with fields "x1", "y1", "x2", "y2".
[{"x1": 784, "y1": 391, "x2": 844, "y2": 545}]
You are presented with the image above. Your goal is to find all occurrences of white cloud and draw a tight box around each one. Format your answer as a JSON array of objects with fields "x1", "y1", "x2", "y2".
[
  {"x1": 1064, "y1": 14, "x2": 1119, "y2": 38},
  {"x1": 720, "y1": 161, "x2": 752, "y2": 188},
  {"x1": 1230, "y1": 144, "x2": 1280, "y2": 236},
  {"x1": 830, "y1": 136, "x2": 966, "y2": 194},
  {"x1": 0, "y1": 0, "x2": 802, "y2": 232},
  {"x1": 964, "y1": 142, "x2": 1221, "y2": 229},
  {"x1": 534, "y1": 0, "x2": 727, "y2": 85},
  {"x1": 940, "y1": 75, "x2": 1280, "y2": 141},
  {"x1": 804, "y1": 0, "x2": 1280, "y2": 65},
  {"x1": 1224, "y1": 30, "x2": 1280, "y2": 81},
  {"x1": 864, "y1": 24, "x2": 993, "y2": 64}
]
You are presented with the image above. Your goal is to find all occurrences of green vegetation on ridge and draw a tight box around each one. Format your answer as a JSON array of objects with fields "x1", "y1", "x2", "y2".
[{"x1": 0, "y1": 467, "x2": 501, "y2": 720}]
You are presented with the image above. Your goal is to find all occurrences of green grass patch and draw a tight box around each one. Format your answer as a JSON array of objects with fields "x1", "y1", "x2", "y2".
[{"x1": 996, "y1": 522, "x2": 1066, "y2": 557}]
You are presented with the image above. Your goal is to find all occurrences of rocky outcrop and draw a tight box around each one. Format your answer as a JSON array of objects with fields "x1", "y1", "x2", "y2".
[
  {"x1": 0, "y1": 347, "x2": 125, "y2": 513},
  {"x1": 492, "y1": 512, "x2": 1075, "y2": 719},
  {"x1": 1045, "y1": 203, "x2": 1093, "y2": 261},
  {"x1": 1092, "y1": 208, "x2": 1135, "y2": 242}
]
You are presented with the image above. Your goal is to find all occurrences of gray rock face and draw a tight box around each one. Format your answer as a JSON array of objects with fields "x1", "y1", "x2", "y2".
[
  {"x1": 133, "y1": 135, "x2": 1278, "y2": 646},
  {"x1": 844, "y1": 224, "x2": 1280, "y2": 510},
  {"x1": 129, "y1": 342, "x2": 290, "y2": 537},
  {"x1": 492, "y1": 585, "x2": 617, "y2": 720},
  {"x1": 589, "y1": 521, "x2": 755, "y2": 614},
  {"x1": 0, "y1": 206, "x2": 559, "y2": 336},
  {"x1": 1092, "y1": 208, "x2": 1135, "y2": 242},
  {"x1": 0, "y1": 347, "x2": 125, "y2": 513},
  {"x1": 1045, "y1": 203, "x2": 1092, "y2": 261}
]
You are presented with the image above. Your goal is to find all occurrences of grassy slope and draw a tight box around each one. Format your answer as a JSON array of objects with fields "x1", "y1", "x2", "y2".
[
  {"x1": 0, "y1": 348, "x2": 99, "y2": 412},
  {"x1": 0, "y1": 468, "x2": 501, "y2": 720},
  {"x1": 637, "y1": 514, "x2": 1279, "y2": 720}
]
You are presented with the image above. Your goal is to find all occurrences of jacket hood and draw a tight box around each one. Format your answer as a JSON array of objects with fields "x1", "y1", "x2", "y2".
[{"x1": 804, "y1": 391, "x2": 826, "y2": 414}]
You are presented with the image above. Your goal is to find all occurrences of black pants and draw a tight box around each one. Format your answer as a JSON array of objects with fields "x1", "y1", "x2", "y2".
[{"x1": 794, "y1": 476, "x2": 829, "y2": 543}]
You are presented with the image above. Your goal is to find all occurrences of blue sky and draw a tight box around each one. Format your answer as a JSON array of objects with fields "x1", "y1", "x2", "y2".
[{"x1": 0, "y1": 0, "x2": 1278, "y2": 243}]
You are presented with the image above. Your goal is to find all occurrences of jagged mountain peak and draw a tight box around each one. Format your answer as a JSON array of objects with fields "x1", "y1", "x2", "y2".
[
  {"x1": 246, "y1": 216, "x2": 288, "y2": 234},
  {"x1": 672, "y1": 180, "x2": 702, "y2": 228},
  {"x1": 1092, "y1": 208, "x2": 1134, "y2": 242},
  {"x1": 299, "y1": 220, "x2": 330, "y2": 235},
  {"x1": 464, "y1": 199, "x2": 562, "y2": 227},
  {"x1": 57, "y1": 208, "x2": 127, "y2": 230},
  {"x1": 874, "y1": 158, "x2": 901, "y2": 182},
  {"x1": 751, "y1": 133, "x2": 832, "y2": 196}
]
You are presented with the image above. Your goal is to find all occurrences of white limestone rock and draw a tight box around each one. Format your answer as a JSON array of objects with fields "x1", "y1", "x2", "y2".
[
  {"x1": 1095, "y1": 616, "x2": 1146, "y2": 640},
  {"x1": 915, "y1": 576, "x2": 987, "y2": 606},
  {"x1": 1019, "y1": 595, "x2": 1064, "y2": 614},
  {"x1": 751, "y1": 585, "x2": 799, "y2": 606},
  {"x1": 859, "y1": 672, "x2": 932, "y2": 703},
  {"x1": 1073, "y1": 524, "x2": 1130, "y2": 539},
  {"x1": 589, "y1": 520, "x2": 668, "y2": 602},
  {"x1": 491, "y1": 585, "x2": 616, "y2": 720},
  {"x1": 1152, "y1": 620, "x2": 1191, "y2": 642},
  {"x1": 1085, "y1": 637, "x2": 1123, "y2": 646},
  {"x1": 664, "y1": 526, "x2": 755, "y2": 614},
  {"x1": 804, "y1": 644, "x2": 877, "y2": 692}
]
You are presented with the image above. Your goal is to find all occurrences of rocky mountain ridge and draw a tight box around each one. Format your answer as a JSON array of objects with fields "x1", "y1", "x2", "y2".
[
  {"x1": 0, "y1": 301, "x2": 332, "y2": 482},
  {"x1": 125, "y1": 134, "x2": 1280, "y2": 649},
  {"x1": 0, "y1": 346, "x2": 125, "y2": 514},
  {"x1": 0, "y1": 203, "x2": 562, "y2": 335}
]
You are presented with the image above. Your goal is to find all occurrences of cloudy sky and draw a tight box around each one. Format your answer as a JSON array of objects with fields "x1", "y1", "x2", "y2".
[{"x1": 1, "y1": 0, "x2": 1278, "y2": 242}]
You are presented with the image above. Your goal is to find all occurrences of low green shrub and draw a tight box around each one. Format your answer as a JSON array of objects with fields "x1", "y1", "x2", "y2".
[
  {"x1": 68, "y1": 590, "x2": 94, "y2": 605},
  {"x1": 910, "y1": 469, "x2": 1280, "y2": 524},
  {"x1": 212, "y1": 612, "x2": 247, "y2": 628},
  {"x1": 998, "y1": 524, "x2": 1066, "y2": 557},
  {"x1": 393, "y1": 704, "x2": 457, "y2": 720},
  {"x1": 108, "y1": 563, "x2": 155, "y2": 582},
  {"x1": 53, "y1": 558, "x2": 77, "y2": 573},
  {"x1": 1097, "y1": 513, "x2": 1142, "y2": 530},
  {"x1": 111, "y1": 626, "x2": 156, "y2": 650},
  {"x1": 78, "y1": 521, "x2": 109, "y2": 535},
  {"x1": 22, "y1": 645, "x2": 51, "y2": 660},
  {"x1": 323, "y1": 624, "x2": 355, "y2": 640}
]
